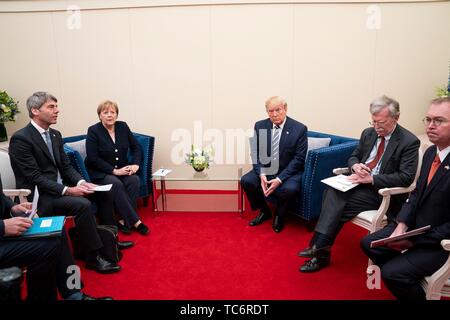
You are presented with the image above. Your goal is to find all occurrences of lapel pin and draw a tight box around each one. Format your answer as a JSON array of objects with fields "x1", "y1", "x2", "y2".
[{"x1": 445, "y1": 165, "x2": 449, "y2": 170}]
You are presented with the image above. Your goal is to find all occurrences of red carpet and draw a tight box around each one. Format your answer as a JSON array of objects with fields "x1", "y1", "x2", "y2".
[{"x1": 78, "y1": 196, "x2": 394, "y2": 300}]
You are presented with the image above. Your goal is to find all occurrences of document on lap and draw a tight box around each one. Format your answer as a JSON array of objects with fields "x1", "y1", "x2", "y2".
[
  {"x1": 370, "y1": 225, "x2": 431, "y2": 248},
  {"x1": 88, "y1": 184, "x2": 113, "y2": 192},
  {"x1": 28, "y1": 186, "x2": 39, "y2": 218},
  {"x1": 321, "y1": 174, "x2": 359, "y2": 192}
]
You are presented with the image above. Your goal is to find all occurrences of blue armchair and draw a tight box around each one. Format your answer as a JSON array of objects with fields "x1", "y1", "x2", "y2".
[
  {"x1": 295, "y1": 131, "x2": 358, "y2": 222},
  {"x1": 62, "y1": 133, "x2": 155, "y2": 207}
]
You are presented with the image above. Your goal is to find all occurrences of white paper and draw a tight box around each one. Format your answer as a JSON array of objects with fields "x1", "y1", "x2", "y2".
[
  {"x1": 40, "y1": 218, "x2": 53, "y2": 228},
  {"x1": 89, "y1": 184, "x2": 113, "y2": 192},
  {"x1": 321, "y1": 174, "x2": 359, "y2": 192},
  {"x1": 29, "y1": 186, "x2": 39, "y2": 218},
  {"x1": 153, "y1": 168, "x2": 172, "y2": 177}
]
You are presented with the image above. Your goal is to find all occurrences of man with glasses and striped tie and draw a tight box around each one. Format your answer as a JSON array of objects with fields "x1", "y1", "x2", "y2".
[
  {"x1": 298, "y1": 95, "x2": 420, "y2": 273},
  {"x1": 241, "y1": 96, "x2": 308, "y2": 233}
]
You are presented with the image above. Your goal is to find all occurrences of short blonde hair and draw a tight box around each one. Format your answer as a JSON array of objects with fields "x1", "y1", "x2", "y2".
[
  {"x1": 265, "y1": 96, "x2": 287, "y2": 110},
  {"x1": 97, "y1": 100, "x2": 119, "y2": 116}
]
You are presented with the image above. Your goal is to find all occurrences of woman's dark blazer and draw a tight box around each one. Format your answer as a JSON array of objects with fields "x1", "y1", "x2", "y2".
[{"x1": 85, "y1": 121, "x2": 142, "y2": 180}]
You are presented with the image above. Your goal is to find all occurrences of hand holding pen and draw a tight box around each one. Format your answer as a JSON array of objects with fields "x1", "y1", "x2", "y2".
[{"x1": 352, "y1": 163, "x2": 372, "y2": 178}]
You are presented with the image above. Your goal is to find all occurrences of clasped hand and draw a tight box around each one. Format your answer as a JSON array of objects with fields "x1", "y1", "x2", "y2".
[
  {"x1": 113, "y1": 165, "x2": 139, "y2": 176},
  {"x1": 66, "y1": 182, "x2": 97, "y2": 196},
  {"x1": 260, "y1": 175, "x2": 281, "y2": 197}
]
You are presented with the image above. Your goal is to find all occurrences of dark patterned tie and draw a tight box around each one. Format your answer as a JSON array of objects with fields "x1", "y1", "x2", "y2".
[{"x1": 44, "y1": 131, "x2": 62, "y2": 184}]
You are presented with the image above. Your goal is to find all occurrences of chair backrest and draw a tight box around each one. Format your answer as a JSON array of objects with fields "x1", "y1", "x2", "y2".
[{"x1": 0, "y1": 151, "x2": 16, "y2": 189}]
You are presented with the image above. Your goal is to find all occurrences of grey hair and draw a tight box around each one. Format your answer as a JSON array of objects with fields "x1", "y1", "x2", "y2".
[
  {"x1": 26, "y1": 91, "x2": 57, "y2": 118},
  {"x1": 370, "y1": 95, "x2": 400, "y2": 117}
]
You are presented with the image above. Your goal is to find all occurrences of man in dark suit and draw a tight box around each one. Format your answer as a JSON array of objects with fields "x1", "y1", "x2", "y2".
[
  {"x1": 241, "y1": 96, "x2": 307, "y2": 233},
  {"x1": 361, "y1": 97, "x2": 450, "y2": 300},
  {"x1": 0, "y1": 175, "x2": 112, "y2": 300},
  {"x1": 298, "y1": 95, "x2": 420, "y2": 272},
  {"x1": 8, "y1": 91, "x2": 122, "y2": 274}
]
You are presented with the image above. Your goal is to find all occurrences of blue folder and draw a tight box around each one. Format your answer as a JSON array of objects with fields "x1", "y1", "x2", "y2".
[{"x1": 20, "y1": 216, "x2": 66, "y2": 239}]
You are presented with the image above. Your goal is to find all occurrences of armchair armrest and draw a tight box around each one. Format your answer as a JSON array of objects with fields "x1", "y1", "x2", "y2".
[
  {"x1": 298, "y1": 140, "x2": 358, "y2": 221},
  {"x1": 378, "y1": 186, "x2": 416, "y2": 196},
  {"x1": 362, "y1": 185, "x2": 414, "y2": 232},
  {"x1": 425, "y1": 238, "x2": 450, "y2": 299},
  {"x1": 3, "y1": 189, "x2": 32, "y2": 203},
  {"x1": 132, "y1": 133, "x2": 155, "y2": 198}
]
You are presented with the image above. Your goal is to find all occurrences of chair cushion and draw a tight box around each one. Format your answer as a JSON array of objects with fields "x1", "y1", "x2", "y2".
[
  {"x1": 64, "y1": 139, "x2": 87, "y2": 160},
  {"x1": 307, "y1": 137, "x2": 331, "y2": 154}
]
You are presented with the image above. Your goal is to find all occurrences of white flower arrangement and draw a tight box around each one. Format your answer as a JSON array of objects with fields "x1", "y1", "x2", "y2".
[{"x1": 185, "y1": 145, "x2": 214, "y2": 172}]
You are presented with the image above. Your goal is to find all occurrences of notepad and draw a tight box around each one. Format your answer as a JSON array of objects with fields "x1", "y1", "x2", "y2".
[
  {"x1": 153, "y1": 168, "x2": 172, "y2": 177},
  {"x1": 19, "y1": 216, "x2": 66, "y2": 239},
  {"x1": 321, "y1": 174, "x2": 359, "y2": 192},
  {"x1": 370, "y1": 225, "x2": 431, "y2": 248}
]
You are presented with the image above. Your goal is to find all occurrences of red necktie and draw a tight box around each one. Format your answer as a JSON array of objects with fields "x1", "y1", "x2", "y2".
[
  {"x1": 367, "y1": 137, "x2": 385, "y2": 170},
  {"x1": 427, "y1": 154, "x2": 441, "y2": 185}
]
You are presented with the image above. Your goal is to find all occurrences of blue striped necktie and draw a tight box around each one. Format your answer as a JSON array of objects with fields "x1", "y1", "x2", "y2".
[{"x1": 271, "y1": 125, "x2": 281, "y2": 161}]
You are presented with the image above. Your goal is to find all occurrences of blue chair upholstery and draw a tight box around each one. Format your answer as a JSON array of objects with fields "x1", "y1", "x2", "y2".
[
  {"x1": 295, "y1": 131, "x2": 358, "y2": 222},
  {"x1": 62, "y1": 133, "x2": 155, "y2": 206}
]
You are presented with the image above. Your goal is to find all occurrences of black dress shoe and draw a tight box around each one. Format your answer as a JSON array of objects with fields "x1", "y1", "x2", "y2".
[
  {"x1": 298, "y1": 244, "x2": 331, "y2": 258},
  {"x1": 117, "y1": 241, "x2": 134, "y2": 250},
  {"x1": 86, "y1": 255, "x2": 121, "y2": 274},
  {"x1": 134, "y1": 223, "x2": 150, "y2": 235},
  {"x1": 249, "y1": 211, "x2": 271, "y2": 226},
  {"x1": 82, "y1": 293, "x2": 113, "y2": 300},
  {"x1": 117, "y1": 223, "x2": 132, "y2": 235},
  {"x1": 299, "y1": 256, "x2": 331, "y2": 272},
  {"x1": 272, "y1": 216, "x2": 284, "y2": 233}
]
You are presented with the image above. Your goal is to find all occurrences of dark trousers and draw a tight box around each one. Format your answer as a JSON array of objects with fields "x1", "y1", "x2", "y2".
[
  {"x1": 93, "y1": 174, "x2": 141, "y2": 227},
  {"x1": 314, "y1": 185, "x2": 381, "y2": 244},
  {"x1": 240, "y1": 170, "x2": 301, "y2": 217},
  {"x1": 360, "y1": 223, "x2": 448, "y2": 300},
  {"x1": 0, "y1": 232, "x2": 80, "y2": 300},
  {"x1": 39, "y1": 192, "x2": 115, "y2": 253}
]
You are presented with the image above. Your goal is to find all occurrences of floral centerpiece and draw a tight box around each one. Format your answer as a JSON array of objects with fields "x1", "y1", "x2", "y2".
[
  {"x1": 436, "y1": 63, "x2": 450, "y2": 98},
  {"x1": 0, "y1": 91, "x2": 20, "y2": 141},
  {"x1": 185, "y1": 145, "x2": 214, "y2": 172}
]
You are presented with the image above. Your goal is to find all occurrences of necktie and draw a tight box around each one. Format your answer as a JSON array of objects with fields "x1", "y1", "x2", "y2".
[
  {"x1": 271, "y1": 125, "x2": 281, "y2": 161},
  {"x1": 427, "y1": 154, "x2": 441, "y2": 185},
  {"x1": 44, "y1": 131, "x2": 55, "y2": 160},
  {"x1": 44, "y1": 131, "x2": 62, "y2": 184},
  {"x1": 366, "y1": 136, "x2": 385, "y2": 170}
]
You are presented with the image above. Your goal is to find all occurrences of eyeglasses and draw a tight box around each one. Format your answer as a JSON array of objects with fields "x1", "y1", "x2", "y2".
[
  {"x1": 369, "y1": 120, "x2": 389, "y2": 126},
  {"x1": 422, "y1": 117, "x2": 449, "y2": 127}
]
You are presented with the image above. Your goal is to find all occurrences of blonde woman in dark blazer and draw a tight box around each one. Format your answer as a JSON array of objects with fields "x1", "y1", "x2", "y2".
[{"x1": 85, "y1": 100, "x2": 149, "y2": 235}]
